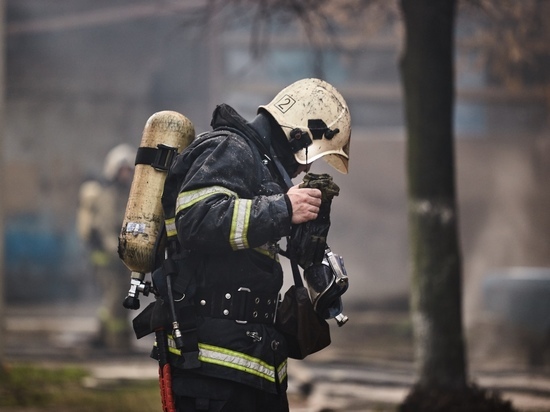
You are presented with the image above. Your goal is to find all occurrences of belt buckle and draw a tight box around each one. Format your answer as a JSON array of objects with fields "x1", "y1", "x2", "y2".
[{"x1": 235, "y1": 287, "x2": 251, "y2": 324}]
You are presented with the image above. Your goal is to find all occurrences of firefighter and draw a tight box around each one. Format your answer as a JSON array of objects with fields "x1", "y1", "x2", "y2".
[
  {"x1": 158, "y1": 78, "x2": 351, "y2": 411},
  {"x1": 79, "y1": 143, "x2": 137, "y2": 350}
]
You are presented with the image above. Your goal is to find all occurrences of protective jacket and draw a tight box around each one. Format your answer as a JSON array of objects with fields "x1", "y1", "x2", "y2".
[{"x1": 158, "y1": 104, "x2": 293, "y2": 394}]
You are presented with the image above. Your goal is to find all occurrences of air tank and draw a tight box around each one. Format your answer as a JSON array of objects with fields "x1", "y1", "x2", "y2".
[{"x1": 118, "y1": 111, "x2": 195, "y2": 274}]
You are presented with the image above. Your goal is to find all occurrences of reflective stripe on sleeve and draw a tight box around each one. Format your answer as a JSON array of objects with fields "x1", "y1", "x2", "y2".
[
  {"x1": 230, "y1": 199, "x2": 251, "y2": 250},
  {"x1": 176, "y1": 186, "x2": 237, "y2": 215},
  {"x1": 175, "y1": 185, "x2": 252, "y2": 251}
]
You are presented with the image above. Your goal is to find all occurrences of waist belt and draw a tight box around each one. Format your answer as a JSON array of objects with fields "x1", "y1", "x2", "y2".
[{"x1": 195, "y1": 287, "x2": 279, "y2": 324}]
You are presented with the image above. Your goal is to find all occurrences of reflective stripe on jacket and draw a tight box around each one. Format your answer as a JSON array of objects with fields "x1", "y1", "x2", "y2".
[
  {"x1": 162, "y1": 335, "x2": 288, "y2": 386},
  {"x1": 175, "y1": 185, "x2": 253, "y2": 251}
]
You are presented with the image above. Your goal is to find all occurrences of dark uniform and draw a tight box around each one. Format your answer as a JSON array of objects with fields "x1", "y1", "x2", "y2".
[{"x1": 158, "y1": 104, "x2": 294, "y2": 411}]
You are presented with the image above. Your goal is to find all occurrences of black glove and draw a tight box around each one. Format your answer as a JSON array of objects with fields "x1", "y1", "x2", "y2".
[{"x1": 289, "y1": 173, "x2": 340, "y2": 268}]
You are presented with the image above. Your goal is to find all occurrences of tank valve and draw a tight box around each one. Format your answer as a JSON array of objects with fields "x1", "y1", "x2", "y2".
[{"x1": 123, "y1": 271, "x2": 152, "y2": 310}]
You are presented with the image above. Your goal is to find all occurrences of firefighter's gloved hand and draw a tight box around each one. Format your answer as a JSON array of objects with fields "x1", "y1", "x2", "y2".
[
  {"x1": 299, "y1": 173, "x2": 340, "y2": 225},
  {"x1": 299, "y1": 173, "x2": 340, "y2": 202},
  {"x1": 291, "y1": 173, "x2": 340, "y2": 268}
]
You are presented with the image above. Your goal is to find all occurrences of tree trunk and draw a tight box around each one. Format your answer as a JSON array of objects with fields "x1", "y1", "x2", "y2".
[
  {"x1": 399, "y1": 0, "x2": 467, "y2": 390},
  {"x1": 0, "y1": 0, "x2": 6, "y2": 369}
]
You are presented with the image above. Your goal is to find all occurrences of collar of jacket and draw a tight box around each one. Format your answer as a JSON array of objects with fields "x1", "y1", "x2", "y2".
[
  {"x1": 210, "y1": 104, "x2": 295, "y2": 187},
  {"x1": 210, "y1": 103, "x2": 270, "y2": 150}
]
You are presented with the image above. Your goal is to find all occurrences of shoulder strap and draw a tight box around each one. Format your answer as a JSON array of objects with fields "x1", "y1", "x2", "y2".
[{"x1": 290, "y1": 258, "x2": 304, "y2": 287}]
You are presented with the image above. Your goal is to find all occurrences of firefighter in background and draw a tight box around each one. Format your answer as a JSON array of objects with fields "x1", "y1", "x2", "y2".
[
  {"x1": 78, "y1": 143, "x2": 136, "y2": 350},
  {"x1": 154, "y1": 78, "x2": 351, "y2": 411}
]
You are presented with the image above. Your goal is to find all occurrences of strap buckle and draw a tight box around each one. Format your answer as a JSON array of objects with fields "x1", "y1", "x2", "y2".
[
  {"x1": 152, "y1": 144, "x2": 178, "y2": 171},
  {"x1": 235, "y1": 287, "x2": 251, "y2": 324}
]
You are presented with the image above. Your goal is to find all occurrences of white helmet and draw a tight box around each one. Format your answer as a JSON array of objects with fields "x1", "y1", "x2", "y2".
[
  {"x1": 103, "y1": 143, "x2": 136, "y2": 181},
  {"x1": 259, "y1": 78, "x2": 351, "y2": 174}
]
